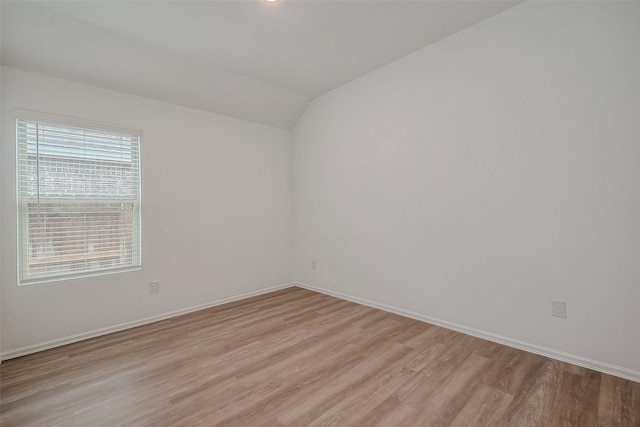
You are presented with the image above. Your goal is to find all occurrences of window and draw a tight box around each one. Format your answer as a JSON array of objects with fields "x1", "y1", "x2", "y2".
[{"x1": 16, "y1": 110, "x2": 141, "y2": 283}]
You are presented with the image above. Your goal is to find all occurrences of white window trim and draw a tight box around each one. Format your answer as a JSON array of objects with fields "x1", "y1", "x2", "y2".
[
  {"x1": 15, "y1": 109, "x2": 143, "y2": 284},
  {"x1": 13, "y1": 109, "x2": 143, "y2": 137}
]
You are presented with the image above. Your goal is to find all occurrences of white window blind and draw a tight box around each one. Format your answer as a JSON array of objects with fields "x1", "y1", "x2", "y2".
[{"x1": 16, "y1": 111, "x2": 141, "y2": 283}]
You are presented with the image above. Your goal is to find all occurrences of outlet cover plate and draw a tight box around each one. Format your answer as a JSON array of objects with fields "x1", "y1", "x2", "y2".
[
  {"x1": 551, "y1": 300, "x2": 566, "y2": 318},
  {"x1": 150, "y1": 281, "x2": 160, "y2": 294}
]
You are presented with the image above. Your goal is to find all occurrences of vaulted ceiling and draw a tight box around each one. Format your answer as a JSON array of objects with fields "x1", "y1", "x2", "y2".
[{"x1": 1, "y1": 1, "x2": 520, "y2": 129}]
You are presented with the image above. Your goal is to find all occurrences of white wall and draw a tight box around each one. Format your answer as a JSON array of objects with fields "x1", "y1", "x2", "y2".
[
  {"x1": 293, "y1": 2, "x2": 640, "y2": 377},
  {"x1": 0, "y1": 4, "x2": 3, "y2": 362},
  {"x1": 2, "y1": 2, "x2": 639, "y2": 381},
  {"x1": 1, "y1": 67, "x2": 293, "y2": 356}
]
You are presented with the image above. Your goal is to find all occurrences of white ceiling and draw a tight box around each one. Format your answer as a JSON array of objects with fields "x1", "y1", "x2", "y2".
[{"x1": 1, "y1": 1, "x2": 520, "y2": 129}]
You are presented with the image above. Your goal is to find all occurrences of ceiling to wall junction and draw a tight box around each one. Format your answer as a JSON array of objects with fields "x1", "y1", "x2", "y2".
[{"x1": 1, "y1": 1, "x2": 520, "y2": 128}]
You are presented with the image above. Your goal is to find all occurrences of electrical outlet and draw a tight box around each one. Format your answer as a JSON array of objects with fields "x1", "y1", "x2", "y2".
[
  {"x1": 311, "y1": 260, "x2": 317, "y2": 270},
  {"x1": 150, "y1": 281, "x2": 160, "y2": 294},
  {"x1": 551, "y1": 300, "x2": 566, "y2": 318}
]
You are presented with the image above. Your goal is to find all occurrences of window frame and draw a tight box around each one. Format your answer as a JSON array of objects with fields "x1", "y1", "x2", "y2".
[{"x1": 15, "y1": 109, "x2": 142, "y2": 284}]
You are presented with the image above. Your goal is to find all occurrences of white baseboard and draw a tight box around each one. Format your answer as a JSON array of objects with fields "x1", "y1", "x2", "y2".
[
  {"x1": 295, "y1": 282, "x2": 640, "y2": 383},
  {"x1": 5, "y1": 281, "x2": 638, "y2": 383},
  {"x1": 1, "y1": 282, "x2": 296, "y2": 361}
]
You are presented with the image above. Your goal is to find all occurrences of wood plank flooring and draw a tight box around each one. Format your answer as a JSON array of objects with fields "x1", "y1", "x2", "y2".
[{"x1": 1, "y1": 287, "x2": 638, "y2": 426}]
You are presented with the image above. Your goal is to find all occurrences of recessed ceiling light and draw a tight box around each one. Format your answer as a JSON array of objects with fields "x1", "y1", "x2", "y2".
[{"x1": 265, "y1": 0, "x2": 278, "y2": 3}]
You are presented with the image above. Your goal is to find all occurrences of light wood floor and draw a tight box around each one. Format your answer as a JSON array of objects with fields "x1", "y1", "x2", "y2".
[{"x1": 1, "y1": 287, "x2": 638, "y2": 426}]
